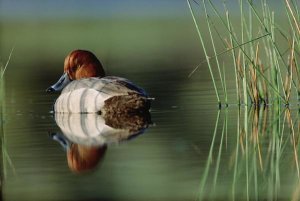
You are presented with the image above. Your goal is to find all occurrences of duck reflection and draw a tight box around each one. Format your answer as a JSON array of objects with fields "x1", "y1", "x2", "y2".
[{"x1": 51, "y1": 112, "x2": 151, "y2": 173}]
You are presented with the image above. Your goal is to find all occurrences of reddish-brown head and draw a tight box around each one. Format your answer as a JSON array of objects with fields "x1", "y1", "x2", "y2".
[
  {"x1": 64, "y1": 50, "x2": 105, "y2": 80},
  {"x1": 46, "y1": 50, "x2": 106, "y2": 92},
  {"x1": 67, "y1": 144, "x2": 107, "y2": 173}
]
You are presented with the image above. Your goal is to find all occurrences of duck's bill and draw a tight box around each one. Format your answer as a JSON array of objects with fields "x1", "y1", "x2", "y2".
[{"x1": 46, "y1": 73, "x2": 71, "y2": 92}]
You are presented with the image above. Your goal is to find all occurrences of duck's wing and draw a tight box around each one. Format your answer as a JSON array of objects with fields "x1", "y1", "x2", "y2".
[
  {"x1": 62, "y1": 77, "x2": 147, "y2": 97},
  {"x1": 102, "y1": 76, "x2": 148, "y2": 97}
]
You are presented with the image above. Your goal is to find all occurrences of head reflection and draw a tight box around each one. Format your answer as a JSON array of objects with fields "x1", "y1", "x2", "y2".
[
  {"x1": 67, "y1": 144, "x2": 107, "y2": 173},
  {"x1": 52, "y1": 112, "x2": 151, "y2": 173}
]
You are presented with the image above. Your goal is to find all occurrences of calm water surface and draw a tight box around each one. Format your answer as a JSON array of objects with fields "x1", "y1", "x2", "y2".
[{"x1": 1, "y1": 70, "x2": 300, "y2": 201}]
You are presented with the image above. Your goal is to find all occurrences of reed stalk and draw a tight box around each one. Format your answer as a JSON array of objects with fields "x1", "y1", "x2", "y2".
[
  {"x1": 187, "y1": 0, "x2": 221, "y2": 106},
  {"x1": 0, "y1": 48, "x2": 15, "y2": 183},
  {"x1": 202, "y1": 0, "x2": 227, "y2": 104},
  {"x1": 212, "y1": 110, "x2": 227, "y2": 190},
  {"x1": 0, "y1": 61, "x2": 5, "y2": 198},
  {"x1": 223, "y1": 62, "x2": 228, "y2": 105},
  {"x1": 197, "y1": 109, "x2": 220, "y2": 201},
  {"x1": 187, "y1": 0, "x2": 300, "y2": 105},
  {"x1": 240, "y1": 0, "x2": 249, "y2": 106},
  {"x1": 232, "y1": 108, "x2": 240, "y2": 200},
  {"x1": 225, "y1": 10, "x2": 241, "y2": 104}
]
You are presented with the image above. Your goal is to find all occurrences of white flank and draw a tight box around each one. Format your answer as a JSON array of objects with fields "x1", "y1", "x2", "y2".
[{"x1": 54, "y1": 88, "x2": 112, "y2": 113}]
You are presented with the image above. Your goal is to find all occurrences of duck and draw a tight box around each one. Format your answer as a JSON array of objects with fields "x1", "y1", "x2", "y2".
[{"x1": 46, "y1": 50, "x2": 151, "y2": 114}]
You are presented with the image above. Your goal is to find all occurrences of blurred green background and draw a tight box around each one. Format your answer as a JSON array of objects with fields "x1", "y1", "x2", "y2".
[
  {"x1": 1, "y1": 1, "x2": 298, "y2": 201},
  {"x1": 0, "y1": 0, "x2": 204, "y2": 90},
  {"x1": 0, "y1": 0, "x2": 287, "y2": 103}
]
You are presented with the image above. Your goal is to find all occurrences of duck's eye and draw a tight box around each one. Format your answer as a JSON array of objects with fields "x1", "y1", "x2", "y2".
[{"x1": 70, "y1": 67, "x2": 76, "y2": 72}]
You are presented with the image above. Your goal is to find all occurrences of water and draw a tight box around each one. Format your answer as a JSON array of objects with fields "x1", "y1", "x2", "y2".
[
  {"x1": 2, "y1": 67, "x2": 300, "y2": 201},
  {"x1": 1, "y1": 76, "x2": 208, "y2": 201}
]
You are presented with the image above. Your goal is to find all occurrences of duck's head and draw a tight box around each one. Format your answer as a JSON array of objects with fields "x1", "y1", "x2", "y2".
[{"x1": 46, "y1": 50, "x2": 105, "y2": 92}]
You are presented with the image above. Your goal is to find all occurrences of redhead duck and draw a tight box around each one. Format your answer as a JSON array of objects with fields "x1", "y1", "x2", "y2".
[{"x1": 47, "y1": 50, "x2": 151, "y2": 114}]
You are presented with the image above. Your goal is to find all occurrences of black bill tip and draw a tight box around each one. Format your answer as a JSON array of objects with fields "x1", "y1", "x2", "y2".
[{"x1": 46, "y1": 87, "x2": 55, "y2": 93}]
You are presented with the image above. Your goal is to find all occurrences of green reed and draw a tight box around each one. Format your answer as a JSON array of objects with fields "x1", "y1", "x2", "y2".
[
  {"x1": 0, "y1": 60, "x2": 5, "y2": 191},
  {"x1": 0, "y1": 65, "x2": 5, "y2": 119},
  {"x1": 0, "y1": 61, "x2": 6, "y2": 139},
  {"x1": 187, "y1": 0, "x2": 300, "y2": 106},
  {"x1": 196, "y1": 109, "x2": 220, "y2": 200},
  {"x1": 0, "y1": 48, "x2": 15, "y2": 180},
  {"x1": 187, "y1": 0, "x2": 221, "y2": 106},
  {"x1": 212, "y1": 109, "x2": 227, "y2": 190},
  {"x1": 197, "y1": 106, "x2": 300, "y2": 200}
]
